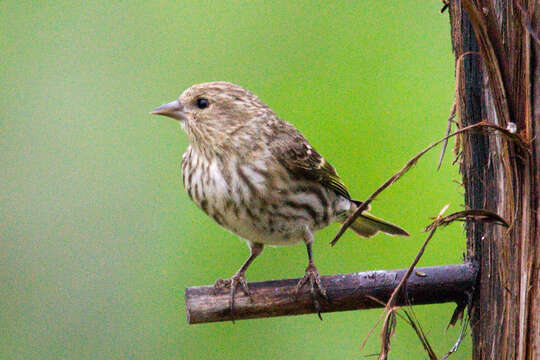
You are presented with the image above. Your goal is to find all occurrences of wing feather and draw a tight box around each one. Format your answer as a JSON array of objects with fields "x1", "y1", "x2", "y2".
[{"x1": 269, "y1": 127, "x2": 350, "y2": 199}]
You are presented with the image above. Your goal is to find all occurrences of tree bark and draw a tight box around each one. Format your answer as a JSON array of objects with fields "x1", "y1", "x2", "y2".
[
  {"x1": 448, "y1": 0, "x2": 539, "y2": 358},
  {"x1": 185, "y1": 264, "x2": 476, "y2": 324}
]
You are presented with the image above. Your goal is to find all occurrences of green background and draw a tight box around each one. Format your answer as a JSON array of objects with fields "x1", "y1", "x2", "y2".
[{"x1": 1, "y1": 1, "x2": 469, "y2": 359}]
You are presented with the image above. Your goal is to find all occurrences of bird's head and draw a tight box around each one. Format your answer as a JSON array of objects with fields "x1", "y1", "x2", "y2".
[{"x1": 151, "y1": 82, "x2": 275, "y2": 152}]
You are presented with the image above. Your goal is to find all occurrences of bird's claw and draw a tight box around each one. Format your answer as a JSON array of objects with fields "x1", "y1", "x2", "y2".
[
  {"x1": 213, "y1": 272, "x2": 251, "y2": 322},
  {"x1": 294, "y1": 263, "x2": 328, "y2": 320}
]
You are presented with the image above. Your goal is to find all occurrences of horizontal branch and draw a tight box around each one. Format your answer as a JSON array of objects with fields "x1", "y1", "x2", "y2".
[{"x1": 185, "y1": 263, "x2": 477, "y2": 324}]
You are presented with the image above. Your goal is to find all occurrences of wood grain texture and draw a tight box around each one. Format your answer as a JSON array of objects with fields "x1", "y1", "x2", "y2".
[
  {"x1": 185, "y1": 264, "x2": 476, "y2": 324},
  {"x1": 449, "y1": 0, "x2": 540, "y2": 358}
]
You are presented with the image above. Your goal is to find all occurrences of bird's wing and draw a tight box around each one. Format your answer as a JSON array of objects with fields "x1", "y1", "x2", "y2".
[{"x1": 270, "y1": 130, "x2": 350, "y2": 199}]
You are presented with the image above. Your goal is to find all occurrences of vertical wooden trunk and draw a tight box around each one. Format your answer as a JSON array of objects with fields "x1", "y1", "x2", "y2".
[{"x1": 448, "y1": 0, "x2": 539, "y2": 359}]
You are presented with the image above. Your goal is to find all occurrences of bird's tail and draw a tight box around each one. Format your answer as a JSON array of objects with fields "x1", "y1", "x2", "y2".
[{"x1": 346, "y1": 202, "x2": 409, "y2": 238}]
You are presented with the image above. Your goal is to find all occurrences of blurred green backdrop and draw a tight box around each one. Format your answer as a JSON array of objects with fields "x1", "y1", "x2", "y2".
[{"x1": 1, "y1": 1, "x2": 468, "y2": 359}]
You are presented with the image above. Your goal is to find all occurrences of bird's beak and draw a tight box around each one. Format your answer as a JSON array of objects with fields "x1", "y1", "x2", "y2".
[{"x1": 150, "y1": 100, "x2": 186, "y2": 121}]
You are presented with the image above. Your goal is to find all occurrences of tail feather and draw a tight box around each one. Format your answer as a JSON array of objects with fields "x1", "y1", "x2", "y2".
[{"x1": 349, "y1": 212, "x2": 409, "y2": 238}]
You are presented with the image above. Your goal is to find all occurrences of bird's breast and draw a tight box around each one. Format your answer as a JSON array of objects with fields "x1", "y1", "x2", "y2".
[{"x1": 181, "y1": 148, "x2": 351, "y2": 245}]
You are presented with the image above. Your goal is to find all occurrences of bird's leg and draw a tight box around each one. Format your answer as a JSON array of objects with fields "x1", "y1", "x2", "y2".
[
  {"x1": 294, "y1": 230, "x2": 328, "y2": 319},
  {"x1": 213, "y1": 242, "x2": 264, "y2": 320}
]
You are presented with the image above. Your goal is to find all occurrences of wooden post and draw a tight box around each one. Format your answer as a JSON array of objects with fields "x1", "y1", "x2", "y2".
[{"x1": 448, "y1": 0, "x2": 539, "y2": 358}]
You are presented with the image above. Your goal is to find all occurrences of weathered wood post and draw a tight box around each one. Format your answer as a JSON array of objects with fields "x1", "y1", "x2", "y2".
[{"x1": 448, "y1": 1, "x2": 539, "y2": 358}]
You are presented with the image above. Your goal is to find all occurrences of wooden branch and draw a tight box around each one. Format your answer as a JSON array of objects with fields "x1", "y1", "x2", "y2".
[{"x1": 185, "y1": 263, "x2": 477, "y2": 324}]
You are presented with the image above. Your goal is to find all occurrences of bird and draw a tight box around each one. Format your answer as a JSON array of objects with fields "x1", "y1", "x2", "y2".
[{"x1": 151, "y1": 81, "x2": 408, "y2": 318}]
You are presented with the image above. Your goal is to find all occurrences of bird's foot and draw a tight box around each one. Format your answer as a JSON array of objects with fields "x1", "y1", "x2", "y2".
[
  {"x1": 213, "y1": 272, "x2": 250, "y2": 322},
  {"x1": 294, "y1": 263, "x2": 328, "y2": 320}
]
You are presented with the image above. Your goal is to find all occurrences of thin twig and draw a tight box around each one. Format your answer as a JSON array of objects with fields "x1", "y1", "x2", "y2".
[
  {"x1": 437, "y1": 102, "x2": 457, "y2": 170},
  {"x1": 331, "y1": 120, "x2": 527, "y2": 246},
  {"x1": 441, "y1": 319, "x2": 468, "y2": 360},
  {"x1": 376, "y1": 205, "x2": 448, "y2": 360},
  {"x1": 378, "y1": 310, "x2": 397, "y2": 359},
  {"x1": 425, "y1": 209, "x2": 509, "y2": 231},
  {"x1": 403, "y1": 308, "x2": 438, "y2": 360},
  {"x1": 441, "y1": 291, "x2": 472, "y2": 360},
  {"x1": 368, "y1": 208, "x2": 506, "y2": 360},
  {"x1": 440, "y1": 1, "x2": 449, "y2": 14},
  {"x1": 360, "y1": 206, "x2": 447, "y2": 355}
]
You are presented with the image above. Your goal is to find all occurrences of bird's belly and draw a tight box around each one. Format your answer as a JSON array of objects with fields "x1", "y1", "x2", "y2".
[
  {"x1": 202, "y1": 188, "x2": 349, "y2": 246},
  {"x1": 196, "y1": 189, "x2": 306, "y2": 245},
  {"x1": 183, "y1": 153, "x2": 350, "y2": 245},
  {"x1": 222, "y1": 212, "x2": 305, "y2": 245}
]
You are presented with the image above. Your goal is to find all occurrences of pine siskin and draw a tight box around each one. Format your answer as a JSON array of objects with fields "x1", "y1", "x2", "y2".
[{"x1": 151, "y1": 82, "x2": 408, "y2": 317}]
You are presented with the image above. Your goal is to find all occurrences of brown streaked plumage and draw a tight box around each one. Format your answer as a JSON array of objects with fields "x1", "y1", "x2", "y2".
[{"x1": 151, "y1": 81, "x2": 408, "y2": 318}]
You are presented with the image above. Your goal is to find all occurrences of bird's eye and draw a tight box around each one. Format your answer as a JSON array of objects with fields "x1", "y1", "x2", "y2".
[{"x1": 196, "y1": 98, "x2": 209, "y2": 109}]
